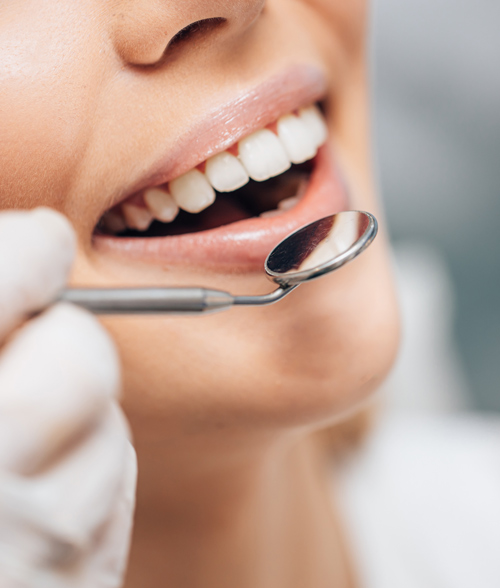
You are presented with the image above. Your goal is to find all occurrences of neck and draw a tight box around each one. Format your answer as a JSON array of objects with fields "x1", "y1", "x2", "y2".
[{"x1": 124, "y1": 433, "x2": 355, "y2": 588}]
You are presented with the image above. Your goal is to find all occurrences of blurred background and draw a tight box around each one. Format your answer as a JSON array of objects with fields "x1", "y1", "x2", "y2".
[{"x1": 370, "y1": 0, "x2": 500, "y2": 411}]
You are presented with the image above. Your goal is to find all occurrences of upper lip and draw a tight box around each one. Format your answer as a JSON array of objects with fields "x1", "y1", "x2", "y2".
[{"x1": 102, "y1": 64, "x2": 327, "y2": 215}]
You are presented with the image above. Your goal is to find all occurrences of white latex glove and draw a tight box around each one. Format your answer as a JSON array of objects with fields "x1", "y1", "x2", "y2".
[{"x1": 0, "y1": 208, "x2": 137, "y2": 588}]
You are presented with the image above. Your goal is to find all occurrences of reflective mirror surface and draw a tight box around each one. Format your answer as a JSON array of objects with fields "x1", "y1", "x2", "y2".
[{"x1": 265, "y1": 211, "x2": 377, "y2": 287}]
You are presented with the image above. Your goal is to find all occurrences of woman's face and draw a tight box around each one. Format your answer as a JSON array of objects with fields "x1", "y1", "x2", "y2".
[{"x1": 0, "y1": 1, "x2": 398, "y2": 441}]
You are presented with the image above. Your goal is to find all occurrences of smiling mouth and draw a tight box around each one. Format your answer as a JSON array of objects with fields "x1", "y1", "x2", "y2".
[
  {"x1": 97, "y1": 104, "x2": 327, "y2": 238},
  {"x1": 93, "y1": 66, "x2": 350, "y2": 269}
]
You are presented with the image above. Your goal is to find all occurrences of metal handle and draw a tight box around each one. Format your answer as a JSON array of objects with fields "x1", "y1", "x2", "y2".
[
  {"x1": 59, "y1": 288, "x2": 236, "y2": 315},
  {"x1": 59, "y1": 286, "x2": 294, "y2": 315}
]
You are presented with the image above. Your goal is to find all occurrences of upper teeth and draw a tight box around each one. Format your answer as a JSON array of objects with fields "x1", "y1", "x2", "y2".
[
  {"x1": 144, "y1": 188, "x2": 179, "y2": 222},
  {"x1": 205, "y1": 151, "x2": 249, "y2": 192},
  {"x1": 122, "y1": 203, "x2": 154, "y2": 231},
  {"x1": 169, "y1": 169, "x2": 216, "y2": 214},
  {"x1": 238, "y1": 129, "x2": 291, "y2": 182},
  {"x1": 104, "y1": 105, "x2": 327, "y2": 232}
]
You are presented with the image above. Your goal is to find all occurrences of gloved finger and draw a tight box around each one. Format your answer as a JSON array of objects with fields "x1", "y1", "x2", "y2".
[
  {"x1": 35, "y1": 404, "x2": 134, "y2": 549},
  {"x1": 88, "y1": 437, "x2": 137, "y2": 588},
  {"x1": 0, "y1": 403, "x2": 136, "y2": 588},
  {"x1": 0, "y1": 208, "x2": 75, "y2": 343},
  {"x1": 0, "y1": 303, "x2": 121, "y2": 476},
  {"x1": 35, "y1": 406, "x2": 137, "y2": 588}
]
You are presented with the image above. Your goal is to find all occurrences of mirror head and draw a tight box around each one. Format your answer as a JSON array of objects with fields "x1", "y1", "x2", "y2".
[{"x1": 265, "y1": 211, "x2": 378, "y2": 288}]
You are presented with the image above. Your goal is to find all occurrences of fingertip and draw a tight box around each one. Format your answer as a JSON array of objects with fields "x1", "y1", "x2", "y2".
[
  {"x1": 30, "y1": 207, "x2": 76, "y2": 269},
  {"x1": 47, "y1": 303, "x2": 122, "y2": 399},
  {"x1": 0, "y1": 304, "x2": 123, "y2": 475},
  {"x1": 0, "y1": 208, "x2": 77, "y2": 338}
]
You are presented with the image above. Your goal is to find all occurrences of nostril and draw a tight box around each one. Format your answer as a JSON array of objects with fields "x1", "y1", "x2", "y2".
[
  {"x1": 167, "y1": 18, "x2": 226, "y2": 51},
  {"x1": 113, "y1": 11, "x2": 226, "y2": 68}
]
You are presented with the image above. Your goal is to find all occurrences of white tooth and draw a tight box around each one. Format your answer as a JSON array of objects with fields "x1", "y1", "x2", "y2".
[
  {"x1": 122, "y1": 203, "x2": 153, "y2": 231},
  {"x1": 205, "y1": 152, "x2": 249, "y2": 192},
  {"x1": 144, "y1": 188, "x2": 179, "y2": 222},
  {"x1": 278, "y1": 196, "x2": 300, "y2": 211},
  {"x1": 102, "y1": 210, "x2": 126, "y2": 233},
  {"x1": 298, "y1": 105, "x2": 328, "y2": 149},
  {"x1": 238, "y1": 129, "x2": 290, "y2": 182},
  {"x1": 169, "y1": 169, "x2": 215, "y2": 213},
  {"x1": 277, "y1": 114, "x2": 317, "y2": 164},
  {"x1": 260, "y1": 208, "x2": 283, "y2": 219}
]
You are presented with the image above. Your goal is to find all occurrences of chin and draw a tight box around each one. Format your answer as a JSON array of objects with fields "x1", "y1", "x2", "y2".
[{"x1": 102, "y1": 227, "x2": 399, "y2": 438}]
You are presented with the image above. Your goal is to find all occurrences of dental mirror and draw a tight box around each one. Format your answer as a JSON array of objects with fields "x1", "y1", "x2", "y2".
[{"x1": 61, "y1": 210, "x2": 377, "y2": 314}]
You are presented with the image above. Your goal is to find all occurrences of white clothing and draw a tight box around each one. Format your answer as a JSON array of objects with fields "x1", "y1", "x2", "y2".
[
  {"x1": 338, "y1": 245, "x2": 500, "y2": 588},
  {"x1": 339, "y1": 413, "x2": 500, "y2": 588}
]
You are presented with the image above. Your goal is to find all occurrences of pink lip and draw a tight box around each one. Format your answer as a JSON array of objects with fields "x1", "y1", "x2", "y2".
[
  {"x1": 107, "y1": 64, "x2": 328, "y2": 209},
  {"x1": 94, "y1": 145, "x2": 349, "y2": 270}
]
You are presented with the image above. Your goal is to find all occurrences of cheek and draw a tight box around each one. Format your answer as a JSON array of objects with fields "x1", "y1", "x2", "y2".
[
  {"x1": 300, "y1": 0, "x2": 367, "y2": 51},
  {"x1": 108, "y1": 243, "x2": 399, "y2": 433},
  {"x1": 0, "y1": 6, "x2": 101, "y2": 211},
  {"x1": 0, "y1": 87, "x2": 81, "y2": 210}
]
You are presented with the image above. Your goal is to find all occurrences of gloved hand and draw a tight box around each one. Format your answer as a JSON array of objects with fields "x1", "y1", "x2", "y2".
[{"x1": 0, "y1": 208, "x2": 136, "y2": 588}]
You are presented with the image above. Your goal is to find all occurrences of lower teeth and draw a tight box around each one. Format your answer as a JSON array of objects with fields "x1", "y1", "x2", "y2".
[{"x1": 259, "y1": 194, "x2": 302, "y2": 219}]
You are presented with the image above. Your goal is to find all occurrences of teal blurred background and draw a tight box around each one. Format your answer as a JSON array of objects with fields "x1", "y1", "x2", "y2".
[{"x1": 371, "y1": 0, "x2": 500, "y2": 410}]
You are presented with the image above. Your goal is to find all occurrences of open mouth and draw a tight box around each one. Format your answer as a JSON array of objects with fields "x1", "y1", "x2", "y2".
[
  {"x1": 93, "y1": 66, "x2": 351, "y2": 269},
  {"x1": 97, "y1": 105, "x2": 327, "y2": 239}
]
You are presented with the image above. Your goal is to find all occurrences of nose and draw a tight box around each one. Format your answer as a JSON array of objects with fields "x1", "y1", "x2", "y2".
[{"x1": 111, "y1": 0, "x2": 266, "y2": 66}]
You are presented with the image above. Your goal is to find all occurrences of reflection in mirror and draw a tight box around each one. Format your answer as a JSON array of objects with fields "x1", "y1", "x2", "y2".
[{"x1": 265, "y1": 211, "x2": 376, "y2": 287}]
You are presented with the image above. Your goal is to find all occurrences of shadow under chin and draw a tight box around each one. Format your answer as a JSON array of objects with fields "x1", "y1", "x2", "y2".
[{"x1": 103, "y1": 243, "x2": 400, "y2": 446}]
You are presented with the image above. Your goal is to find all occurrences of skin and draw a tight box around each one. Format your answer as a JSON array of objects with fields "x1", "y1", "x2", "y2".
[{"x1": 0, "y1": 1, "x2": 400, "y2": 587}]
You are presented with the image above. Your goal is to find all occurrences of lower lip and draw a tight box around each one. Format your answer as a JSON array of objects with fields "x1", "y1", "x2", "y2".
[{"x1": 94, "y1": 143, "x2": 349, "y2": 270}]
